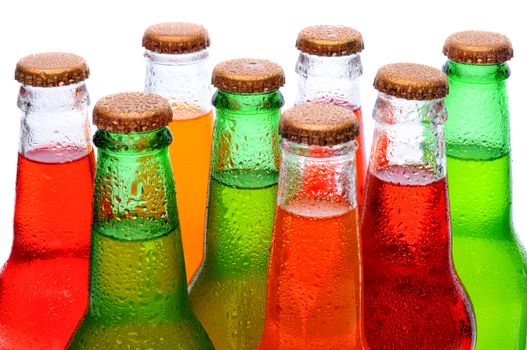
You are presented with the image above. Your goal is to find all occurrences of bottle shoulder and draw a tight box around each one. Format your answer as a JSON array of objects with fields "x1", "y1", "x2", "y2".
[
  {"x1": 444, "y1": 61, "x2": 510, "y2": 84},
  {"x1": 94, "y1": 128, "x2": 172, "y2": 154}
]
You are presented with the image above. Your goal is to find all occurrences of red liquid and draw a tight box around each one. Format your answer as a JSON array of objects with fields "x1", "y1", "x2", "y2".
[
  {"x1": 0, "y1": 148, "x2": 94, "y2": 349},
  {"x1": 258, "y1": 201, "x2": 365, "y2": 350},
  {"x1": 361, "y1": 166, "x2": 474, "y2": 350},
  {"x1": 305, "y1": 99, "x2": 366, "y2": 211}
]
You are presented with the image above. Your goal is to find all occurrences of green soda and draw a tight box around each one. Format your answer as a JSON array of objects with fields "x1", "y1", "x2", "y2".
[
  {"x1": 68, "y1": 92, "x2": 214, "y2": 349},
  {"x1": 189, "y1": 59, "x2": 285, "y2": 350},
  {"x1": 444, "y1": 31, "x2": 527, "y2": 349}
]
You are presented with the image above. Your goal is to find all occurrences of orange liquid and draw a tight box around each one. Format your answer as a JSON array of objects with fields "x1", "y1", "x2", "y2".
[
  {"x1": 168, "y1": 104, "x2": 213, "y2": 283},
  {"x1": 258, "y1": 201, "x2": 365, "y2": 350}
]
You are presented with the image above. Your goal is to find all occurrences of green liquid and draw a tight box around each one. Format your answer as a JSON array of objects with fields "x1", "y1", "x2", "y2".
[
  {"x1": 69, "y1": 128, "x2": 213, "y2": 349},
  {"x1": 448, "y1": 154, "x2": 527, "y2": 349},
  {"x1": 189, "y1": 174, "x2": 277, "y2": 350},
  {"x1": 69, "y1": 228, "x2": 213, "y2": 349}
]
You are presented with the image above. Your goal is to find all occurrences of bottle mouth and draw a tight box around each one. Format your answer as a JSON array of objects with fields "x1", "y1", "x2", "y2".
[
  {"x1": 295, "y1": 51, "x2": 363, "y2": 79},
  {"x1": 212, "y1": 89, "x2": 284, "y2": 111},
  {"x1": 281, "y1": 139, "x2": 357, "y2": 159},
  {"x1": 18, "y1": 82, "x2": 89, "y2": 112},
  {"x1": 373, "y1": 93, "x2": 447, "y2": 125},
  {"x1": 443, "y1": 60, "x2": 510, "y2": 83},
  {"x1": 144, "y1": 49, "x2": 209, "y2": 66},
  {"x1": 93, "y1": 128, "x2": 172, "y2": 154}
]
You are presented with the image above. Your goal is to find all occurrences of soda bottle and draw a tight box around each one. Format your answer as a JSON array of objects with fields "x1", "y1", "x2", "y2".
[
  {"x1": 189, "y1": 59, "x2": 285, "y2": 350},
  {"x1": 143, "y1": 22, "x2": 213, "y2": 282},
  {"x1": 0, "y1": 53, "x2": 94, "y2": 349},
  {"x1": 361, "y1": 63, "x2": 475, "y2": 349},
  {"x1": 67, "y1": 92, "x2": 214, "y2": 349},
  {"x1": 295, "y1": 25, "x2": 367, "y2": 210},
  {"x1": 257, "y1": 104, "x2": 367, "y2": 350},
  {"x1": 443, "y1": 31, "x2": 527, "y2": 349}
]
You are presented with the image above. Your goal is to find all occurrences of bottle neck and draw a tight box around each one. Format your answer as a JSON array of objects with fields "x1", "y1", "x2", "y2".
[
  {"x1": 444, "y1": 60, "x2": 510, "y2": 160},
  {"x1": 92, "y1": 128, "x2": 178, "y2": 239},
  {"x1": 295, "y1": 52, "x2": 362, "y2": 109},
  {"x1": 278, "y1": 139, "x2": 357, "y2": 211},
  {"x1": 145, "y1": 49, "x2": 211, "y2": 117},
  {"x1": 363, "y1": 95, "x2": 452, "y2": 269},
  {"x1": 444, "y1": 61, "x2": 513, "y2": 236},
  {"x1": 18, "y1": 82, "x2": 92, "y2": 162},
  {"x1": 211, "y1": 90, "x2": 283, "y2": 188},
  {"x1": 201, "y1": 90, "x2": 282, "y2": 276},
  {"x1": 370, "y1": 93, "x2": 447, "y2": 184},
  {"x1": 89, "y1": 128, "x2": 189, "y2": 320}
]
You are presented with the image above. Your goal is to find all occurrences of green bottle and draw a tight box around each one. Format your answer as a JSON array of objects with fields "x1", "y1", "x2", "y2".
[
  {"x1": 443, "y1": 31, "x2": 527, "y2": 349},
  {"x1": 68, "y1": 92, "x2": 214, "y2": 349},
  {"x1": 189, "y1": 59, "x2": 285, "y2": 350}
]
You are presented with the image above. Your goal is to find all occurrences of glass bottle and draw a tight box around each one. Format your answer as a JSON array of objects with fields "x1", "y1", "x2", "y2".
[
  {"x1": 68, "y1": 92, "x2": 213, "y2": 349},
  {"x1": 189, "y1": 59, "x2": 285, "y2": 350},
  {"x1": 257, "y1": 104, "x2": 366, "y2": 350},
  {"x1": 143, "y1": 22, "x2": 213, "y2": 282},
  {"x1": 361, "y1": 63, "x2": 475, "y2": 349},
  {"x1": 443, "y1": 31, "x2": 527, "y2": 349},
  {"x1": 0, "y1": 53, "x2": 94, "y2": 349},
  {"x1": 295, "y1": 25, "x2": 367, "y2": 211}
]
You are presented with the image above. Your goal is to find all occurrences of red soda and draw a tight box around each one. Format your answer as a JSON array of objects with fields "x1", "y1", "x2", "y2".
[
  {"x1": 305, "y1": 99, "x2": 366, "y2": 208},
  {"x1": 361, "y1": 166, "x2": 474, "y2": 349},
  {"x1": 1, "y1": 51, "x2": 94, "y2": 349},
  {"x1": 0, "y1": 147, "x2": 94, "y2": 349}
]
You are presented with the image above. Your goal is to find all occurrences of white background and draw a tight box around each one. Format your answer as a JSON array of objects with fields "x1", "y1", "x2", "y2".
[{"x1": 0, "y1": 0, "x2": 526, "y2": 264}]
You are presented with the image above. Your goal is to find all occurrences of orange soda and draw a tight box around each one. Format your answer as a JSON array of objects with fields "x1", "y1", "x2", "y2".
[
  {"x1": 168, "y1": 104, "x2": 213, "y2": 280},
  {"x1": 143, "y1": 22, "x2": 213, "y2": 282}
]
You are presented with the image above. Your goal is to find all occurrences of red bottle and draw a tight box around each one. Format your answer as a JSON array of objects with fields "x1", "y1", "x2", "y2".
[
  {"x1": 361, "y1": 63, "x2": 475, "y2": 349},
  {"x1": 295, "y1": 25, "x2": 367, "y2": 211},
  {"x1": 258, "y1": 104, "x2": 367, "y2": 350},
  {"x1": 0, "y1": 53, "x2": 94, "y2": 349}
]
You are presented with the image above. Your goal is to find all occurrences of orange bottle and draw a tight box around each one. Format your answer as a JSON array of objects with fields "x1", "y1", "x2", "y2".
[
  {"x1": 143, "y1": 22, "x2": 213, "y2": 282},
  {"x1": 258, "y1": 104, "x2": 367, "y2": 350}
]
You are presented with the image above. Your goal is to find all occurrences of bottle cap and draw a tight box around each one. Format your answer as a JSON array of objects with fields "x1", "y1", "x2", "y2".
[
  {"x1": 296, "y1": 25, "x2": 364, "y2": 56},
  {"x1": 443, "y1": 31, "x2": 513, "y2": 64},
  {"x1": 15, "y1": 52, "x2": 89, "y2": 87},
  {"x1": 280, "y1": 104, "x2": 359, "y2": 146},
  {"x1": 212, "y1": 58, "x2": 285, "y2": 93},
  {"x1": 143, "y1": 22, "x2": 210, "y2": 54},
  {"x1": 93, "y1": 92, "x2": 172, "y2": 133},
  {"x1": 374, "y1": 63, "x2": 448, "y2": 100}
]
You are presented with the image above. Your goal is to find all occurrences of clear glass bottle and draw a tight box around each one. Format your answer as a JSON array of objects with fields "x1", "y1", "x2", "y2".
[
  {"x1": 143, "y1": 22, "x2": 213, "y2": 282},
  {"x1": 0, "y1": 53, "x2": 94, "y2": 349},
  {"x1": 443, "y1": 31, "x2": 527, "y2": 350},
  {"x1": 361, "y1": 63, "x2": 475, "y2": 349},
  {"x1": 189, "y1": 59, "x2": 285, "y2": 350},
  {"x1": 68, "y1": 92, "x2": 213, "y2": 349},
  {"x1": 295, "y1": 25, "x2": 367, "y2": 211},
  {"x1": 258, "y1": 104, "x2": 366, "y2": 350}
]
